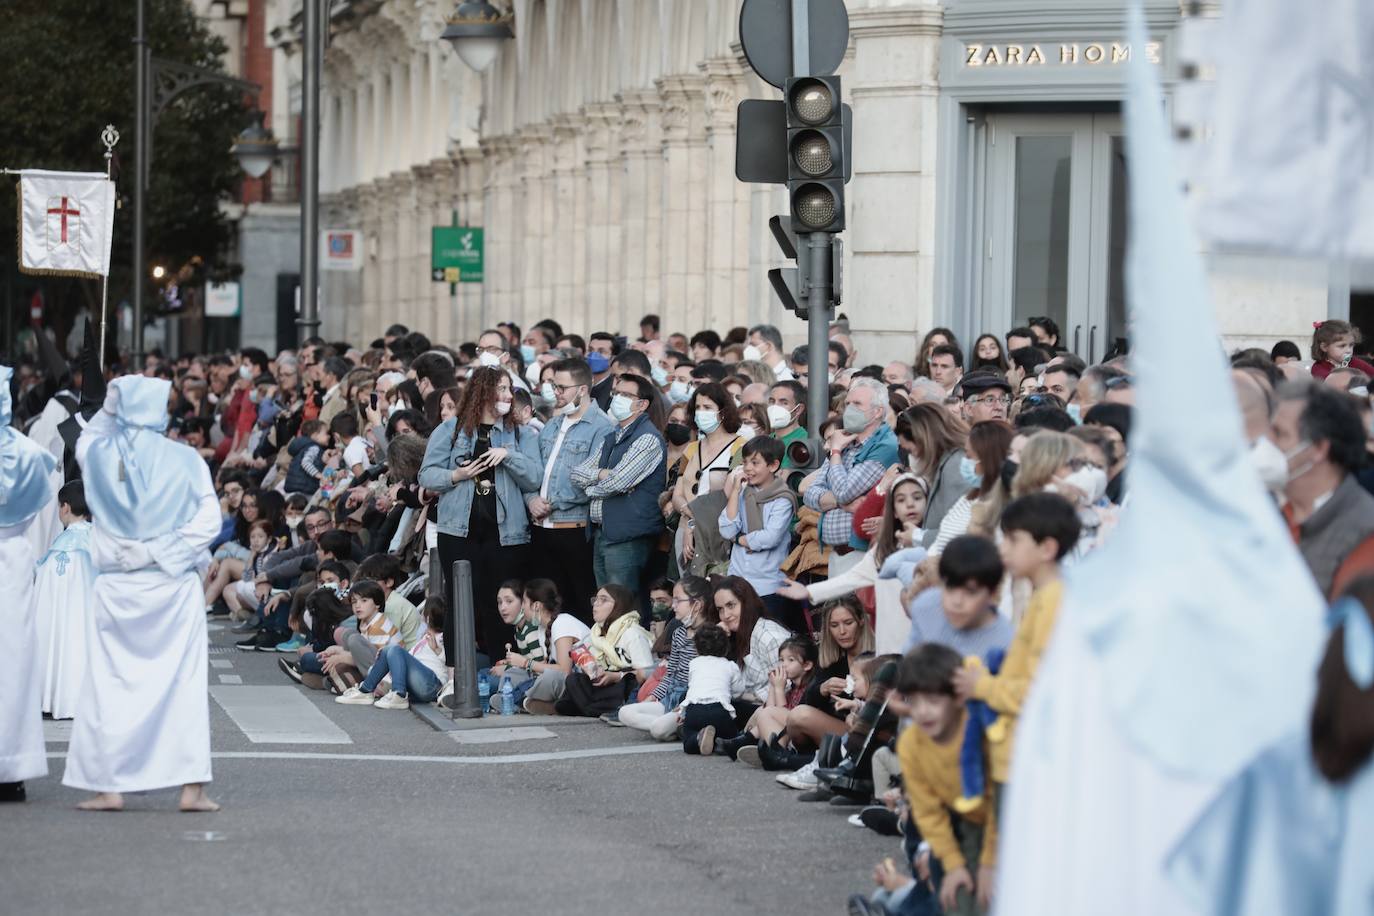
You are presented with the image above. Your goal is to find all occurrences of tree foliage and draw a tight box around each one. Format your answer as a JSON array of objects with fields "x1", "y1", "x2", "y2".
[{"x1": 0, "y1": 0, "x2": 247, "y2": 347}]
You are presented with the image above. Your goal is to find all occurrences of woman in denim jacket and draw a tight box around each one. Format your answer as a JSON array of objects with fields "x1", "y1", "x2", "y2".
[{"x1": 419, "y1": 367, "x2": 544, "y2": 660}]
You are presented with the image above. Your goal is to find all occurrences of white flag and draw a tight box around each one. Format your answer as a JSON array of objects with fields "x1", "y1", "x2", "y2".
[
  {"x1": 18, "y1": 170, "x2": 116, "y2": 278},
  {"x1": 1190, "y1": 0, "x2": 1374, "y2": 258}
]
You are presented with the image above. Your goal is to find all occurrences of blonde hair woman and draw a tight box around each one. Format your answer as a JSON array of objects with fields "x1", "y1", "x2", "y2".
[{"x1": 1011, "y1": 430, "x2": 1083, "y2": 498}]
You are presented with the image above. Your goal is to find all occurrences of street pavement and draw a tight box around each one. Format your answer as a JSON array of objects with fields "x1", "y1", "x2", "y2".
[{"x1": 3, "y1": 622, "x2": 893, "y2": 916}]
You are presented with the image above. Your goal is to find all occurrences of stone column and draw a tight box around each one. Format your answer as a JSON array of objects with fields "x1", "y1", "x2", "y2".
[
  {"x1": 483, "y1": 135, "x2": 520, "y2": 335},
  {"x1": 656, "y1": 74, "x2": 710, "y2": 337},
  {"x1": 846, "y1": 3, "x2": 943, "y2": 366},
  {"x1": 549, "y1": 115, "x2": 585, "y2": 337},
  {"x1": 453, "y1": 147, "x2": 487, "y2": 343},
  {"x1": 357, "y1": 185, "x2": 383, "y2": 339},
  {"x1": 616, "y1": 89, "x2": 663, "y2": 336},
  {"x1": 402, "y1": 166, "x2": 432, "y2": 334},
  {"x1": 582, "y1": 102, "x2": 622, "y2": 333},
  {"x1": 516, "y1": 126, "x2": 552, "y2": 331},
  {"x1": 701, "y1": 58, "x2": 755, "y2": 335},
  {"x1": 389, "y1": 61, "x2": 409, "y2": 175}
]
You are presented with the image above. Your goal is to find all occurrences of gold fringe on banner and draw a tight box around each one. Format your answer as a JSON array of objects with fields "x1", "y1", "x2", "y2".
[{"x1": 14, "y1": 181, "x2": 104, "y2": 280}]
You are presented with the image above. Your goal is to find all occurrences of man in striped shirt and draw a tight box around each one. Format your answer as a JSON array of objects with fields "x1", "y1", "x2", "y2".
[{"x1": 570, "y1": 373, "x2": 666, "y2": 603}]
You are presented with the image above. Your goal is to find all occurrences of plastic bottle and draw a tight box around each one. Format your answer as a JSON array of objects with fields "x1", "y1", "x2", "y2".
[
  {"x1": 500, "y1": 674, "x2": 515, "y2": 717},
  {"x1": 478, "y1": 674, "x2": 491, "y2": 716}
]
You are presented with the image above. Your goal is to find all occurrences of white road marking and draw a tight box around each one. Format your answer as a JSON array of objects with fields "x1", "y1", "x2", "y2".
[
  {"x1": 448, "y1": 726, "x2": 556, "y2": 745},
  {"x1": 209, "y1": 685, "x2": 351, "y2": 745},
  {"x1": 206, "y1": 623, "x2": 225, "y2": 633},
  {"x1": 217, "y1": 674, "x2": 243, "y2": 684},
  {"x1": 210, "y1": 660, "x2": 233, "y2": 669},
  {"x1": 44, "y1": 744, "x2": 679, "y2": 765}
]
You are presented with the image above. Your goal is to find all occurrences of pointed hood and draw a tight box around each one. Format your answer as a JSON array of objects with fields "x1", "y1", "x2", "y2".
[
  {"x1": 1062, "y1": 7, "x2": 1325, "y2": 778},
  {"x1": 0, "y1": 365, "x2": 59, "y2": 526}
]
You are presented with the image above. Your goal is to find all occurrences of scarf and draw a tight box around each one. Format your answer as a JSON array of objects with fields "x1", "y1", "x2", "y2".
[
  {"x1": 589, "y1": 611, "x2": 645, "y2": 671},
  {"x1": 743, "y1": 477, "x2": 798, "y2": 534}
]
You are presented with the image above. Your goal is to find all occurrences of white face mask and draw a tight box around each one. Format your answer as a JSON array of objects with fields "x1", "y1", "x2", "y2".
[
  {"x1": 239, "y1": 364, "x2": 252, "y2": 380},
  {"x1": 494, "y1": 401, "x2": 512, "y2": 416},
  {"x1": 767, "y1": 404, "x2": 793, "y2": 431},
  {"x1": 1283, "y1": 439, "x2": 1317, "y2": 484},
  {"x1": 557, "y1": 388, "x2": 582, "y2": 416},
  {"x1": 387, "y1": 401, "x2": 403, "y2": 418},
  {"x1": 1060, "y1": 466, "x2": 1108, "y2": 505},
  {"x1": 525, "y1": 361, "x2": 543, "y2": 386},
  {"x1": 738, "y1": 424, "x2": 757, "y2": 439},
  {"x1": 478, "y1": 351, "x2": 502, "y2": 369},
  {"x1": 742, "y1": 344, "x2": 764, "y2": 362},
  {"x1": 1249, "y1": 436, "x2": 1289, "y2": 495},
  {"x1": 668, "y1": 380, "x2": 692, "y2": 404}
]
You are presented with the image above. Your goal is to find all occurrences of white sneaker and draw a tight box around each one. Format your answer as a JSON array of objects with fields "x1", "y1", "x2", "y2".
[
  {"x1": 777, "y1": 759, "x2": 819, "y2": 790},
  {"x1": 373, "y1": 691, "x2": 410, "y2": 710},
  {"x1": 335, "y1": 686, "x2": 375, "y2": 705},
  {"x1": 847, "y1": 812, "x2": 866, "y2": 827}
]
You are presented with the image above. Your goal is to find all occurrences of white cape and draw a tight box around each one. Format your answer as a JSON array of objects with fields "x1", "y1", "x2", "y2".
[
  {"x1": 63, "y1": 409, "x2": 221, "y2": 793},
  {"x1": 34, "y1": 521, "x2": 96, "y2": 720},
  {"x1": 0, "y1": 521, "x2": 48, "y2": 783}
]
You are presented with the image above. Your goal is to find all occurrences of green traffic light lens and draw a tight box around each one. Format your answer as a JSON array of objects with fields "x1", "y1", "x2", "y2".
[
  {"x1": 793, "y1": 131, "x2": 833, "y2": 176},
  {"x1": 795, "y1": 185, "x2": 837, "y2": 228},
  {"x1": 790, "y1": 80, "x2": 834, "y2": 124}
]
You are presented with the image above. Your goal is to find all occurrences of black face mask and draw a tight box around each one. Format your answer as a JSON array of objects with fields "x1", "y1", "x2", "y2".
[
  {"x1": 1000, "y1": 459, "x2": 1019, "y2": 492},
  {"x1": 663, "y1": 422, "x2": 692, "y2": 446}
]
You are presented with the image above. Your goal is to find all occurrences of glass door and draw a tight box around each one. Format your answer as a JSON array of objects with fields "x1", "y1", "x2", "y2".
[{"x1": 981, "y1": 113, "x2": 1125, "y2": 361}]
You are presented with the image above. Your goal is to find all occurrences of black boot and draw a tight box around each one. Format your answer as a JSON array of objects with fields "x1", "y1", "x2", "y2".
[
  {"x1": 715, "y1": 732, "x2": 754, "y2": 761},
  {"x1": 0, "y1": 782, "x2": 27, "y2": 803},
  {"x1": 759, "y1": 736, "x2": 813, "y2": 772}
]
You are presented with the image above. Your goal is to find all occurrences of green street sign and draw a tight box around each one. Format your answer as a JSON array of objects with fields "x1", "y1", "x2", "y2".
[{"x1": 431, "y1": 226, "x2": 483, "y2": 283}]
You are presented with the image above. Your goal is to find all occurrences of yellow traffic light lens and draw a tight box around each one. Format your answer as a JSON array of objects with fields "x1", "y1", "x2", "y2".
[
  {"x1": 793, "y1": 132, "x2": 833, "y2": 175},
  {"x1": 791, "y1": 80, "x2": 834, "y2": 124},
  {"x1": 795, "y1": 185, "x2": 837, "y2": 228}
]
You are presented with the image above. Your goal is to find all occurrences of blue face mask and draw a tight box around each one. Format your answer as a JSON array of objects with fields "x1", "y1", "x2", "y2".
[
  {"x1": 609, "y1": 394, "x2": 635, "y2": 421},
  {"x1": 1066, "y1": 403, "x2": 1082, "y2": 425},
  {"x1": 519, "y1": 344, "x2": 537, "y2": 364},
  {"x1": 695, "y1": 410, "x2": 721, "y2": 434},
  {"x1": 959, "y1": 454, "x2": 982, "y2": 490},
  {"x1": 651, "y1": 364, "x2": 669, "y2": 387},
  {"x1": 587, "y1": 352, "x2": 610, "y2": 375}
]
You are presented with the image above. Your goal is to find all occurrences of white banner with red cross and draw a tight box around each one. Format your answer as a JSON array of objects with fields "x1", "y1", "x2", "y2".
[{"x1": 17, "y1": 169, "x2": 116, "y2": 278}]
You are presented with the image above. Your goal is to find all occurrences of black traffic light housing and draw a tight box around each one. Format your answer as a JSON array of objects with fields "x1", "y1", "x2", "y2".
[{"x1": 786, "y1": 75, "x2": 845, "y2": 233}]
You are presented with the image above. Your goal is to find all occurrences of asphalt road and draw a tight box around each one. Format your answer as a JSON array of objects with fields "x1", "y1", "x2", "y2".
[{"x1": 3, "y1": 624, "x2": 893, "y2": 916}]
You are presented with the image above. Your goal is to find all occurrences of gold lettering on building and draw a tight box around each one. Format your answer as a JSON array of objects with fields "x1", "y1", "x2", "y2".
[{"x1": 963, "y1": 40, "x2": 1161, "y2": 69}]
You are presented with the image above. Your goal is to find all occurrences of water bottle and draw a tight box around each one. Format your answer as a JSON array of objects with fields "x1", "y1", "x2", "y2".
[
  {"x1": 500, "y1": 674, "x2": 515, "y2": 717},
  {"x1": 477, "y1": 674, "x2": 491, "y2": 716}
]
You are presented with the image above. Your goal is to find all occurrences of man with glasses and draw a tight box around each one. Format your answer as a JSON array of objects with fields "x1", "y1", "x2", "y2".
[
  {"x1": 959, "y1": 373, "x2": 1013, "y2": 423},
  {"x1": 475, "y1": 328, "x2": 530, "y2": 391},
  {"x1": 571, "y1": 373, "x2": 667, "y2": 602},
  {"x1": 527, "y1": 357, "x2": 613, "y2": 621}
]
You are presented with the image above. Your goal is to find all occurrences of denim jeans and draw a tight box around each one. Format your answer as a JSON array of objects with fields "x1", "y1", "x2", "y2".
[
  {"x1": 593, "y1": 531, "x2": 655, "y2": 600},
  {"x1": 299, "y1": 651, "x2": 324, "y2": 675},
  {"x1": 360, "y1": 645, "x2": 443, "y2": 702}
]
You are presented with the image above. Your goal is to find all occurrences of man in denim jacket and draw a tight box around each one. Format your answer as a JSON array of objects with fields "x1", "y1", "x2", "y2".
[{"x1": 526, "y1": 357, "x2": 612, "y2": 622}]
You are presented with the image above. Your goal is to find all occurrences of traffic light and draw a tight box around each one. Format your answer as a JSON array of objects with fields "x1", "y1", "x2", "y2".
[{"x1": 786, "y1": 76, "x2": 844, "y2": 233}]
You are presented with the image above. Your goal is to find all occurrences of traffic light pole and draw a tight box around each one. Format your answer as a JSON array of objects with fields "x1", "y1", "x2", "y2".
[{"x1": 804, "y1": 231, "x2": 833, "y2": 441}]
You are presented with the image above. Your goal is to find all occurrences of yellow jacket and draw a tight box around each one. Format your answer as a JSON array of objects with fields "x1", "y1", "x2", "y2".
[
  {"x1": 973, "y1": 578, "x2": 1063, "y2": 782},
  {"x1": 897, "y1": 714, "x2": 997, "y2": 871}
]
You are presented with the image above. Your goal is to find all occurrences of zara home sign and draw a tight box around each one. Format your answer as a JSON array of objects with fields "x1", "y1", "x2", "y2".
[{"x1": 964, "y1": 40, "x2": 1161, "y2": 68}]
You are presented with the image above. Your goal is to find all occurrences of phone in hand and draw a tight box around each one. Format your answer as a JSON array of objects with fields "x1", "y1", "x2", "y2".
[{"x1": 370, "y1": 392, "x2": 378, "y2": 409}]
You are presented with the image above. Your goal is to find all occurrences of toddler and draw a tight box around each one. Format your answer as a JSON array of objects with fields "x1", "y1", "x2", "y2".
[{"x1": 681, "y1": 624, "x2": 746, "y2": 756}]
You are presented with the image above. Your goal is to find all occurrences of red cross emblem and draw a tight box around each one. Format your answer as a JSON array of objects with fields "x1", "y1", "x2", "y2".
[{"x1": 46, "y1": 196, "x2": 81, "y2": 251}]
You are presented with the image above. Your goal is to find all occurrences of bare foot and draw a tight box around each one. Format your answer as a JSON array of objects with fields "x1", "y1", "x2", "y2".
[
  {"x1": 179, "y1": 784, "x2": 220, "y2": 812},
  {"x1": 76, "y1": 792, "x2": 124, "y2": 811}
]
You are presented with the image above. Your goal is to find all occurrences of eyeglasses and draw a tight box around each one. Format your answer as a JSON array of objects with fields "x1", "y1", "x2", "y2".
[
  {"x1": 551, "y1": 382, "x2": 582, "y2": 393},
  {"x1": 477, "y1": 344, "x2": 505, "y2": 355},
  {"x1": 967, "y1": 395, "x2": 1011, "y2": 406},
  {"x1": 305, "y1": 521, "x2": 332, "y2": 534},
  {"x1": 1067, "y1": 457, "x2": 1105, "y2": 472}
]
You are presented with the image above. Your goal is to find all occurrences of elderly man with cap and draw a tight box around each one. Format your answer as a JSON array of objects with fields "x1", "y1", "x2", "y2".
[
  {"x1": 958, "y1": 371, "x2": 1012, "y2": 424},
  {"x1": 0, "y1": 366, "x2": 60, "y2": 803},
  {"x1": 64, "y1": 375, "x2": 223, "y2": 812}
]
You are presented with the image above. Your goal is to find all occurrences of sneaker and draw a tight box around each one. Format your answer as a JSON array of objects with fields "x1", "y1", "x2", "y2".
[
  {"x1": 230, "y1": 619, "x2": 260, "y2": 634},
  {"x1": 373, "y1": 691, "x2": 410, "y2": 710},
  {"x1": 277, "y1": 658, "x2": 304, "y2": 684},
  {"x1": 335, "y1": 686, "x2": 376, "y2": 705},
  {"x1": 255, "y1": 630, "x2": 288, "y2": 652},
  {"x1": 858, "y1": 806, "x2": 902, "y2": 836},
  {"x1": 235, "y1": 631, "x2": 267, "y2": 651},
  {"x1": 523, "y1": 697, "x2": 557, "y2": 716},
  {"x1": 847, "y1": 811, "x2": 867, "y2": 828},
  {"x1": 275, "y1": 634, "x2": 307, "y2": 653},
  {"x1": 777, "y1": 759, "x2": 819, "y2": 790},
  {"x1": 600, "y1": 711, "x2": 626, "y2": 727},
  {"x1": 827, "y1": 792, "x2": 865, "y2": 807},
  {"x1": 736, "y1": 744, "x2": 763, "y2": 769},
  {"x1": 697, "y1": 725, "x2": 716, "y2": 756},
  {"x1": 797, "y1": 786, "x2": 834, "y2": 802}
]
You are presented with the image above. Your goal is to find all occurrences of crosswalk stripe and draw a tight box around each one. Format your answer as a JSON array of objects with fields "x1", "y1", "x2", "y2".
[{"x1": 209, "y1": 685, "x2": 352, "y2": 745}]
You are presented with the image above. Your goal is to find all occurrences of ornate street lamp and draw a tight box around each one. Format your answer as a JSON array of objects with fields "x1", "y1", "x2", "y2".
[
  {"x1": 441, "y1": 1, "x2": 514, "y2": 73},
  {"x1": 230, "y1": 110, "x2": 280, "y2": 179}
]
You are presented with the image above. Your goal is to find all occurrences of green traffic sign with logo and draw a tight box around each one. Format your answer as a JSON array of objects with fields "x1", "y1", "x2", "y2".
[{"x1": 431, "y1": 226, "x2": 483, "y2": 283}]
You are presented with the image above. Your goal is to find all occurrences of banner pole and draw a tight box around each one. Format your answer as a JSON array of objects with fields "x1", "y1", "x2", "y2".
[{"x1": 99, "y1": 125, "x2": 120, "y2": 372}]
